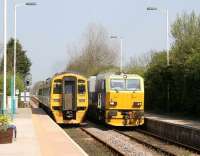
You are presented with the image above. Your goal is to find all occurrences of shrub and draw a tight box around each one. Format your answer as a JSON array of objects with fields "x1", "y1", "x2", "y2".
[{"x1": 0, "y1": 114, "x2": 12, "y2": 131}]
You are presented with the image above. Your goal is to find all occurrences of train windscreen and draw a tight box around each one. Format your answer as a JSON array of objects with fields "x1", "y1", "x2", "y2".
[
  {"x1": 110, "y1": 79, "x2": 140, "y2": 91},
  {"x1": 53, "y1": 79, "x2": 62, "y2": 94}
]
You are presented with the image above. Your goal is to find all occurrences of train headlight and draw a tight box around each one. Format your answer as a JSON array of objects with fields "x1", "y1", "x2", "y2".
[
  {"x1": 133, "y1": 102, "x2": 142, "y2": 107},
  {"x1": 110, "y1": 100, "x2": 117, "y2": 106},
  {"x1": 123, "y1": 74, "x2": 127, "y2": 79}
]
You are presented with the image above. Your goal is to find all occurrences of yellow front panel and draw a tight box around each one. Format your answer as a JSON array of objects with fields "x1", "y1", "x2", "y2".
[
  {"x1": 104, "y1": 74, "x2": 144, "y2": 126},
  {"x1": 53, "y1": 110, "x2": 87, "y2": 124},
  {"x1": 49, "y1": 73, "x2": 88, "y2": 124},
  {"x1": 106, "y1": 92, "x2": 144, "y2": 110},
  {"x1": 51, "y1": 94, "x2": 62, "y2": 107},
  {"x1": 77, "y1": 94, "x2": 88, "y2": 108}
]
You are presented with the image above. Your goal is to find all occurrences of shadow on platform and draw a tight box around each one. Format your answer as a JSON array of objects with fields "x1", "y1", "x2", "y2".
[{"x1": 31, "y1": 108, "x2": 46, "y2": 115}]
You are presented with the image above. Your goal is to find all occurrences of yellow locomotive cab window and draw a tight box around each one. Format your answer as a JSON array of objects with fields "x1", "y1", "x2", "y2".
[
  {"x1": 78, "y1": 84, "x2": 86, "y2": 94},
  {"x1": 110, "y1": 79, "x2": 141, "y2": 91},
  {"x1": 126, "y1": 79, "x2": 140, "y2": 91},
  {"x1": 53, "y1": 79, "x2": 62, "y2": 94},
  {"x1": 110, "y1": 79, "x2": 125, "y2": 90}
]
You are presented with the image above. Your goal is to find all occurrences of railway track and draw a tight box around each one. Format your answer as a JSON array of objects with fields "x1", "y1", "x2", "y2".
[
  {"x1": 135, "y1": 128, "x2": 200, "y2": 155},
  {"x1": 114, "y1": 128, "x2": 199, "y2": 156},
  {"x1": 64, "y1": 127, "x2": 121, "y2": 156},
  {"x1": 31, "y1": 97, "x2": 199, "y2": 155},
  {"x1": 80, "y1": 125, "x2": 162, "y2": 156},
  {"x1": 80, "y1": 120, "x2": 199, "y2": 156},
  {"x1": 114, "y1": 129, "x2": 175, "y2": 156},
  {"x1": 80, "y1": 127, "x2": 124, "y2": 156}
]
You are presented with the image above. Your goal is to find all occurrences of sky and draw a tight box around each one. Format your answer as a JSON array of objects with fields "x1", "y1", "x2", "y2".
[{"x1": 0, "y1": 0, "x2": 200, "y2": 83}]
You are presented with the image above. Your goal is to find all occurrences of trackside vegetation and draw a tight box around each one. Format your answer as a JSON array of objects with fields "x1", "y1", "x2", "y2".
[{"x1": 145, "y1": 12, "x2": 200, "y2": 117}]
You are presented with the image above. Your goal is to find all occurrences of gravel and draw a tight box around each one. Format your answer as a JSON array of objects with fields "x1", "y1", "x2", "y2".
[
  {"x1": 124, "y1": 130, "x2": 199, "y2": 156},
  {"x1": 82, "y1": 127, "x2": 155, "y2": 156},
  {"x1": 64, "y1": 127, "x2": 120, "y2": 156}
]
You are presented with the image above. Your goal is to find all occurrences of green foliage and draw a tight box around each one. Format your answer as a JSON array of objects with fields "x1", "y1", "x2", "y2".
[
  {"x1": 144, "y1": 12, "x2": 200, "y2": 117},
  {"x1": 144, "y1": 52, "x2": 168, "y2": 111},
  {"x1": 0, "y1": 73, "x2": 25, "y2": 96},
  {"x1": 0, "y1": 38, "x2": 31, "y2": 78},
  {"x1": 0, "y1": 114, "x2": 11, "y2": 131},
  {"x1": 171, "y1": 11, "x2": 200, "y2": 65}
]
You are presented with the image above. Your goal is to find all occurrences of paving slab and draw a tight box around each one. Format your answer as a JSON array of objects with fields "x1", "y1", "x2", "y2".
[
  {"x1": 0, "y1": 108, "x2": 41, "y2": 156},
  {"x1": 0, "y1": 106, "x2": 88, "y2": 156},
  {"x1": 31, "y1": 105, "x2": 88, "y2": 156}
]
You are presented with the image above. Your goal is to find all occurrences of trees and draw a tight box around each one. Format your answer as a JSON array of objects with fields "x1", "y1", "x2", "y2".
[
  {"x1": 144, "y1": 12, "x2": 200, "y2": 117},
  {"x1": 0, "y1": 38, "x2": 31, "y2": 98},
  {"x1": 171, "y1": 12, "x2": 200, "y2": 65},
  {"x1": 0, "y1": 38, "x2": 31, "y2": 78},
  {"x1": 66, "y1": 24, "x2": 119, "y2": 76},
  {"x1": 126, "y1": 53, "x2": 152, "y2": 77},
  {"x1": 0, "y1": 73, "x2": 25, "y2": 95}
]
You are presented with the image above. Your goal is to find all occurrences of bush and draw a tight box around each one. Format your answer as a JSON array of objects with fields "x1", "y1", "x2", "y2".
[
  {"x1": 0, "y1": 114, "x2": 12, "y2": 131},
  {"x1": 144, "y1": 12, "x2": 200, "y2": 117}
]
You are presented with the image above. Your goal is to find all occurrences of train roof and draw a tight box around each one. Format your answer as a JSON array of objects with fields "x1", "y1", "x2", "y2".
[
  {"x1": 52, "y1": 72, "x2": 87, "y2": 80},
  {"x1": 38, "y1": 72, "x2": 87, "y2": 87},
  {"x1": 94, "y1": 73, "x2": 143, "y2": 80}
]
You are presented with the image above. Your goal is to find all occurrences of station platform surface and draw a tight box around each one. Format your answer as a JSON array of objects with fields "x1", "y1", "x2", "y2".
[
  {"x1": 145, "y1": 112, "x2": 200, "y2": 129},
  {"x1": 0, "y1": 104, "x2": 88, "y2": 156}
]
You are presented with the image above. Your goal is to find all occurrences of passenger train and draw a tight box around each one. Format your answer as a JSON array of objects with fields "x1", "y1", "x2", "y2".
[
  {"x1": 88, "y1": 73, "x2": 144, "y2": 126},
  {"x1": 37, "y1": 72, "x2": 88, "y2": 124}
]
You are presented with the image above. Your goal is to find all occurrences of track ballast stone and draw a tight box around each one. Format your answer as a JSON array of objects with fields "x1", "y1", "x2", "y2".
[{"x1": 83, "y1": 127, "x2": 154, "y2": 156}]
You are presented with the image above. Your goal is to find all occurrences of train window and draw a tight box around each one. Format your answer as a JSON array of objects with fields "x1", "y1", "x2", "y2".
[
  {"x1": 78, "y1": 84, "x2": 85, "y2": 94},
  {"x1": 53, "y1": 79, "x2": 62, "y2": 94},
  {"x1": 110, "y1": 79, "x2": 125, "y2": 90},
  {"x1": 126, "y1": 79, "x2": 140, "y2": 91}
]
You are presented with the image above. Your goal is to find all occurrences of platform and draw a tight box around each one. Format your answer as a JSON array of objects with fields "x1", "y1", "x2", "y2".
[
  {"x1": 0, "y1": 105, "x2": 88, "y2": 156},
  {"x1": 145, "y1": 112, "x2": 200, "y2": 129},
  {"x1": 144, "y1": 112, "x2": 200, "y2": 151},
  {"x1": 0, "y1": 108, "x2": 41, "y2": 156}
]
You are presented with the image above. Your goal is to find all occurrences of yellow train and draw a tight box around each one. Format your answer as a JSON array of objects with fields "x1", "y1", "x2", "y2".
[
  {"x1": 88, "y1": 73, "x2": 144, "y2": 126},
  {"x1": 37, "y1": 72, "x2": 88, "y2": 124}
]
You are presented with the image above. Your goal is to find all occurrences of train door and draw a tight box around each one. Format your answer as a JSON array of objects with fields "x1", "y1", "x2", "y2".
[
  {"x1": 97, "y1": 79, "x2": 106, "y2": 121},
  {"x1": 62, "y1": 76, "x2": 77, "y2": 119}
]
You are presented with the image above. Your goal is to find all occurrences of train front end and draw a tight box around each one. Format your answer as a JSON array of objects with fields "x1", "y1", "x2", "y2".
[
  {"x1": 51, "y1": 73, "x2": 88, "y2": 124},
  {"x1": 105, "y1": 74, "x2": 144, "y2": 126}
]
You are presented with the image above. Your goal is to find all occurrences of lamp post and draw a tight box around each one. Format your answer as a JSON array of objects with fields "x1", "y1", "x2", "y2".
[
  {"x1": 110, "y1": 36, "x2": 123, "y2": 73},
  {"x1": 13, "y1": 2, "x2": 37, "y2": 113},
  {"x1": 147, "y1": 7, "x2": 169, "y2": 66},
  {"x1": 147, "y1": 7, "x2": 170, "y2": 112},
  {"x1": 3, "y1": 0, "x2": 7, "y2": 112}
]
